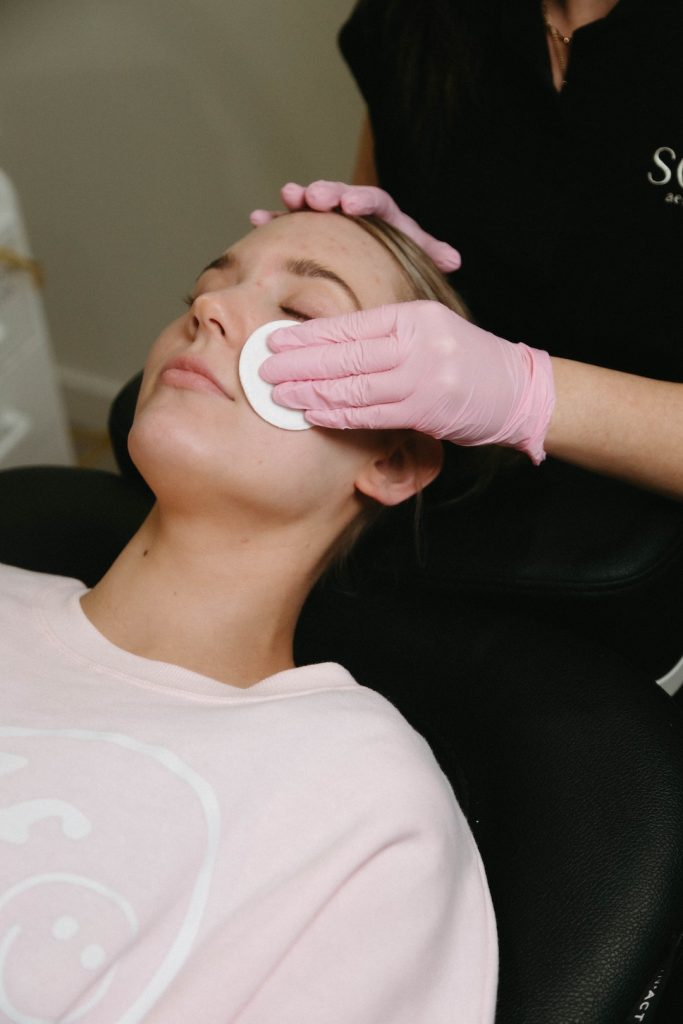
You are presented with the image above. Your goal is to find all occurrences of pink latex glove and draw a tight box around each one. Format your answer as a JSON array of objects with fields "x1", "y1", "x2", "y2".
[
  {"x1": 260, "y1": 301, "x2": 556, "y2": 464},
  {"x1": 250, "y1": 180, "x2": 461, "y2": 274}
]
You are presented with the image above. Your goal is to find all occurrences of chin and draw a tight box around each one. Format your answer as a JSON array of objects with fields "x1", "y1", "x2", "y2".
[{"x1": 127, "y1": 407, "x2": 215, "y2": 500}]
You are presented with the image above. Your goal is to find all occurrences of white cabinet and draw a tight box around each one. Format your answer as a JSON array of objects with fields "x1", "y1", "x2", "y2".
[{"x1": 0, "y1": 170, "x2": 74, "y2": 468}]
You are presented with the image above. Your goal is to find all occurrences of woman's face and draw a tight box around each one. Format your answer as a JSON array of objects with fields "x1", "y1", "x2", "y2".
[{"x1": 130, "y1": 212, "x2": 408, "y2": 524}]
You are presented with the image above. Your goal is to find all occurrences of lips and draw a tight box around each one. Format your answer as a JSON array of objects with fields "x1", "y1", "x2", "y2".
[{"x1": 159, "y1": 355, "x2": 234, "y2": 400}]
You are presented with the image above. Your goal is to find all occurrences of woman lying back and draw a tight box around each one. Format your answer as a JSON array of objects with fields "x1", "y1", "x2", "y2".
[{"x1": 0, "y1": 210, "x2": 497, "y2": 1023}]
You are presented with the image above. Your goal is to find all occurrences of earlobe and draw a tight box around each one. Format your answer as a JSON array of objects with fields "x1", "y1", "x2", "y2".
[{"x1": 355, "y1": 433, "x2": 443, "y2": 507}]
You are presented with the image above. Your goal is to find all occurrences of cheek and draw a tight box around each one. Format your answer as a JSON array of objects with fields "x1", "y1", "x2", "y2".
[
  {"x1": 227, "y1": 427, "x2": 351, "y2": 514},
  {"x1": 215, "y1": 424, "x2": 368, "y2": 524},
  {"x1": 261, "y1": 430, "x2": 375, "y2": 516}
]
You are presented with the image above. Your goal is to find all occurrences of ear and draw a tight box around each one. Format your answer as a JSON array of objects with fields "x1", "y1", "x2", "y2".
[{"x1": 354, "y1": 432, "x2": 443, "y2": 507}]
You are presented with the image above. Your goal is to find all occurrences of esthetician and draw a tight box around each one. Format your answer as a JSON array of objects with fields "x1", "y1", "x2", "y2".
[{"x1": 254, "y1": 0, "x2": 683, "y2": 499}]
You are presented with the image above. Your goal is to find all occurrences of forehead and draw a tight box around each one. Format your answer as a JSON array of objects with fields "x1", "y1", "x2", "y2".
[{"x1": 229, "y1": 212, "x2": 406, "y2": 307}]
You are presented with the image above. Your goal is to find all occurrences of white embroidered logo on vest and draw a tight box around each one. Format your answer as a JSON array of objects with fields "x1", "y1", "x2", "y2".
[{"x1": 647, "y1": 147, "x2": 683, "y2": 205}]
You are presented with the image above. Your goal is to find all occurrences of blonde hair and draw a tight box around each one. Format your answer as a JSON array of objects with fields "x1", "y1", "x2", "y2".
[{"x1": 351, "y1": 214, "x2": 471, "y2": 319}]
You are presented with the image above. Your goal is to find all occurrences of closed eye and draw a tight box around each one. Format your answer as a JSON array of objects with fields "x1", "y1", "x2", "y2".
[
  {"x1": 183, "y1": 296, "x2": 310, "y2": 323},
  {"x1": 280, "y1": 306, "x2": 312, "y2": 323}
]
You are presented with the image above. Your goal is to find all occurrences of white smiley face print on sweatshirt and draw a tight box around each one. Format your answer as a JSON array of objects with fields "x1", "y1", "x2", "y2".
[{"x1": 0, "y1": 730, "x2": 220, "y2": 1024}]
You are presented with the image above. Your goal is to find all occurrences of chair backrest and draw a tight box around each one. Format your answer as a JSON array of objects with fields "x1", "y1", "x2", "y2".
[{"x1": 296, "y1": 580, "x2": 683, "y2": 1023}]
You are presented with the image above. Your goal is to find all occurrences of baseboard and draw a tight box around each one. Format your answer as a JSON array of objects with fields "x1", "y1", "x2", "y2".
[{"x1": 58, "y1": 366, "x2": 124, "y2": 431}]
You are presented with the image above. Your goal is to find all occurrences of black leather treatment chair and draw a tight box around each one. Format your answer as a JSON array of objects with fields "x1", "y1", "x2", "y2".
[{"x1": 1, "y1": 372, "x2": 683, "y2": 1024}]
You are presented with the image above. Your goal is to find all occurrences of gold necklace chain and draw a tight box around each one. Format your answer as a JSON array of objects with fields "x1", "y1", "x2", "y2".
[{"x1": 541, "y1": 1, "x2": 573, "y2": 83}]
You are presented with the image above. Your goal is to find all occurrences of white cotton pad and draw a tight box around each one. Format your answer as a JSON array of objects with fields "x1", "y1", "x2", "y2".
[{"x1": 239, "y1": 319, "x2": 312, "y2": 431}]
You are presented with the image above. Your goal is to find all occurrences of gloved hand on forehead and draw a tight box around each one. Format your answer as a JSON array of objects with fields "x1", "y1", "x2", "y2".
[
  {"x1": 249, "y1": 180, "x2": 462, "y2": 274},
  {"x1": 259, "y1": 301, "x2": 556, "y2": 465}
]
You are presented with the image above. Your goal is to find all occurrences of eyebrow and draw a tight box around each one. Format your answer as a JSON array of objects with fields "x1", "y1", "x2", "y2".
[
  {"x1": 284, "y1": 257, "x2": 361, "y2": 310},
  {"x1": 197, "y1": 252, "x2": 361, "y2": 309},
  {"x1": 198, "y1": 253, "x2": 234, "y2": 277}
]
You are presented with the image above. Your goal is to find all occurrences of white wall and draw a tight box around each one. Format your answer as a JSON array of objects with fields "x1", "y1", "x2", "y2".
[{"x1": 0, "y1": 0, "x2": 362, "y2": 426}]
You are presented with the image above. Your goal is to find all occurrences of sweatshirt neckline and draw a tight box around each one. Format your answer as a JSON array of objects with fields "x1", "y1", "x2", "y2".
[{"x1": 36, "y1": 573, "x2": 355, "y2": 702}]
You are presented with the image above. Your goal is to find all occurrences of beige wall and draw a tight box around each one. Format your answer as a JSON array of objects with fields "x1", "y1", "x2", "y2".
[{"x1": 0, "y1": 0, "x2": 362, "y2": 425}]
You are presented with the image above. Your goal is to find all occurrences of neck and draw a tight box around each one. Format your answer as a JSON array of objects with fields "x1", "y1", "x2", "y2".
[
  {"x1": 80, "y1": 504, "x2": 328, "y2": 688},
  {"x1": 544, "y1": 0, "x2": 620, "y2": 34}
]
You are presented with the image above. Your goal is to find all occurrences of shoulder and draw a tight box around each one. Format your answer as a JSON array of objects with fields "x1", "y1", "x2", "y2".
[
  {"x1": 338, "y1": 0, "x2": 477, "y2": 123},
  {"x1": 359, "y1": 684, "x2": 463, "y2": 823},
  {"x1": 0, "y1": 562, "x2": 50, "y2": 599},
  {"x1": 340, "y1": 0, "x2": 471, "y2": 52},
  {"x1": 339, "y1": 0, "x2": 406, "y2": 83},
  {"x1": 298, "y1": 666, "x2": 464, "y2": 834},
  {"x1": 0, "y1": 563, "x2": 80, "y2": 621},
  {"x1": 253, "y1": 661, "x2": 461, "y2": 834}
]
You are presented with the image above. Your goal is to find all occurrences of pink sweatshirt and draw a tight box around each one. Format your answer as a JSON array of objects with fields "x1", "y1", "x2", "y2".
[{"x1": 0, "y1": 564, "x2": 497, "y2": 1023}]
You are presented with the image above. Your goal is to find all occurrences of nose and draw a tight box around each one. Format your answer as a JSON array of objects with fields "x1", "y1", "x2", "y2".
[
  {"x1": 190, "y1": 293, "x2": 227, "y2": 339},
  {"x1": 189, "y1": 291, "x2": 263, "y2": 354}
]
